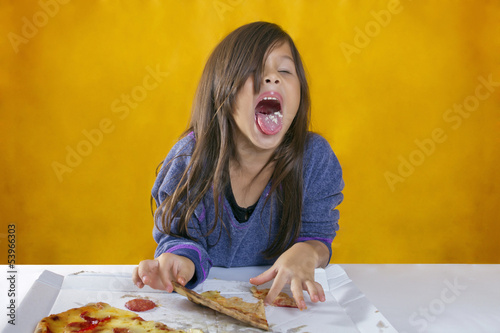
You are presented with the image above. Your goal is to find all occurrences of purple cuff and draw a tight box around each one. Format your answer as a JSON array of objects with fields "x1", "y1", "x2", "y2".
[
  {"x1": 166, "y1": 244, "x2": 212, "y2": 281},
  {"x1": 295, "y1": 237, "x2": 333, "y2": 244}
]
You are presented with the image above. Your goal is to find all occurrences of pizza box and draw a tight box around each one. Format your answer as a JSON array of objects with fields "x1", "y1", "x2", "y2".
[{"x1": 3, "y1": 265, "x2": 398, "y2": 333}]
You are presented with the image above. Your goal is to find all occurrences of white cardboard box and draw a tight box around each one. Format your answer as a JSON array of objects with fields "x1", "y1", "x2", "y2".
[{"x1": 3, "y1": 265, "x2": 397, "y2": 333}]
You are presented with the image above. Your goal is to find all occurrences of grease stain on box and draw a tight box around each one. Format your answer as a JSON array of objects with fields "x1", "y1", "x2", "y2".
[{"x1": 286, "y1": 325, "x2": 308, "y2": 333}]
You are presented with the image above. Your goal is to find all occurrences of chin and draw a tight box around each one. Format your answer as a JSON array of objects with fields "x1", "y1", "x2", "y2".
[{"x1": 251, "y1": 126, "x2": 285, "y2": 151}]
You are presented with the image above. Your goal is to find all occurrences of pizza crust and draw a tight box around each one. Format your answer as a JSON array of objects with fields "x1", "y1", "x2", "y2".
[
  {"x1": 172, "y1": 282, "x2": 269, "y2": 331},
  {"x1": 34, "y1": 320, "x2": 49, "y2": 333}
]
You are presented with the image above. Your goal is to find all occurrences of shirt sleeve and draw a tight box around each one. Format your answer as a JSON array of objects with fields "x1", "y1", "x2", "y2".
[
  {"x1": 298, "y1": 134, "x2": 344, "y2": 262},
  {"x1": 151, "y1": 134, "x2": 213, "y2": 289}
]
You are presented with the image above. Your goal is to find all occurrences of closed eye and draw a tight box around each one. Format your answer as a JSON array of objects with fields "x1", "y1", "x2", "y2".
[{"x1": 278, "y1": 70, "x2": 292, "y2": 74}]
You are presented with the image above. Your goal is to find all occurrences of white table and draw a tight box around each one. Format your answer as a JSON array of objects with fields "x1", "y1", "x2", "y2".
[
  {"x1": 341, "y1": 264, "x2": 500, "y2": 333},
  {"x1": 1, "y1": 264, "x2": 499, "y2": 332}
]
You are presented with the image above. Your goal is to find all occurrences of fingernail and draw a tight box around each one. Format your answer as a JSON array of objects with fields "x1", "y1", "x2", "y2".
[{"x1": 312, "y1": 295, "x2": 319, "y2": 302}]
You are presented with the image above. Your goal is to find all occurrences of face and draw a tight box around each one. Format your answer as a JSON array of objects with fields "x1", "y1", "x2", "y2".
[{"x1": 232, "y1": 41, "x2": 301, "y2": 154}]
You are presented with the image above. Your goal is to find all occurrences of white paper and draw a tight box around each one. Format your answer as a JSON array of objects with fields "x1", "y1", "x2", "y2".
[{"x1": 6, "y1": 265, "x2": 397, "y2": 332}]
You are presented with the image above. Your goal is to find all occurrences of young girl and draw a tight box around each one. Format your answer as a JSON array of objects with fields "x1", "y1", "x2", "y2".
[{"x1": 133, "y1": 21, "x2": 344, "y2": 311}]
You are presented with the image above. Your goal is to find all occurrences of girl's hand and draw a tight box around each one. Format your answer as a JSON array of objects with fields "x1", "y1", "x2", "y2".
[
  {"x1": 132, "y1": 252, "x2": 195, "y2": 292},
  {"x1": 249, "y1": 241, "x2": 328, "y2": 310}
]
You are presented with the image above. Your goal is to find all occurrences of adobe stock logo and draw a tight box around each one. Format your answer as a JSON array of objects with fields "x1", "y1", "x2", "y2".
[
  {"x1": 51, "y1": 65, "x2": 169, "y2": 182},
  {"x1": 7, "y1": 0, "x2": 71, "y2": 54},
  {"x1": 213, "y1": 0, "x2": 244, "y2": 21},
  {"x1": 408, "y1": 277, "x2": 467, "y2": 332},
  {"x1": 339, "y1": 0, "x2": 405, "y2": 64},
  {"x1": 384, "y1": 74, "x2": 499, "y2": 192}
]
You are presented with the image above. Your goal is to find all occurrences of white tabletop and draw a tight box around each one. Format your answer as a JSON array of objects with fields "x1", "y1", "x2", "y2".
[
  {"x1": 341, "y1": 264, "x2": 500, "y2": 333},
  {"x1": 2, "y1": 264, "x2": 499, "y2": 332}
]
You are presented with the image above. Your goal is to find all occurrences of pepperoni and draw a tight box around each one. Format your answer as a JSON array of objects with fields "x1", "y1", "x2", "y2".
[{"x1": 124, "y1": 299, "x2": 156, "y2": 312}]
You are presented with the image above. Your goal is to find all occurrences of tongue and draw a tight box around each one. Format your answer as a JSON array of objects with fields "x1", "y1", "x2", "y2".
[{"x1": 256, "y1": 112, "x2": 283, "y2": 135}]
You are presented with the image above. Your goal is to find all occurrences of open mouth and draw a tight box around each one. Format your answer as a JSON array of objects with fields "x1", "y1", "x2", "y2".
[{"x1": 255, "y1": 96, "x2": 283, "y2": 135}]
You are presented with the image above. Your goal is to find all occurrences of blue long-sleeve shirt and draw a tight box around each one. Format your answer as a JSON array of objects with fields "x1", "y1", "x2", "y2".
[{"x1": 152, "y1": 132, "x2": 344, "y2": 288}]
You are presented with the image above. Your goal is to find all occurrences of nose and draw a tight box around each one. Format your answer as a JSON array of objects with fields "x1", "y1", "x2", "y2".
[{"x1": 263, "y1": 72, "x2": 280, "y2": 85}]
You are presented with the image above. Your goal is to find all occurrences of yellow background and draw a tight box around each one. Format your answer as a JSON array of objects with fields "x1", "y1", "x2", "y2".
[{"x1": 1, "y1": 0, "x2": 499, "y2": 264}]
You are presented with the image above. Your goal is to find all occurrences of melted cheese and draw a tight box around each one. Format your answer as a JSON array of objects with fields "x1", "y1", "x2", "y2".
[
  {"x1": 35, "y1": 302, "x2": 202, "y2": 333},
  {"x1": 250, "y1": 286, "x2": 298, "y2": 308}
]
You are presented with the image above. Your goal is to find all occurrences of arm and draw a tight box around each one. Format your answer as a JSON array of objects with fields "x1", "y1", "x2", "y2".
[
  {"x1": 133, "y1": 135, "x2": 212, "y2": 291},
  {"x1": 302, "y1": 239, "x2": 330, "y2": 268},
  {"x1": 133, "y1": 213, "x2": 212, "y2": 292},
  {"x1": 151, "y1": 215, "x2": 213, "y2": 290},
  {"x1": 251, "y1": 134, "x2": 344, "y2": 309}
]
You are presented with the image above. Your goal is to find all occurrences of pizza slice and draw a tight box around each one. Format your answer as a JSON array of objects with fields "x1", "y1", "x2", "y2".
[
  {"x1": 172, "y1": 282, "x2": 269, "y2": 331},
  {"x1": 250, "y1": 286, "x2": 298, "y2": 308},
  {"x1": 34, "y1": 302, "x2": 202, "y2": 333}
]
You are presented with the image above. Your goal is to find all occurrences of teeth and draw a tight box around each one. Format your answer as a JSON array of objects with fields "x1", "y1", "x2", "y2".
[{"x1": 262, "y1": 96, "x2": 279, "y2": 101}]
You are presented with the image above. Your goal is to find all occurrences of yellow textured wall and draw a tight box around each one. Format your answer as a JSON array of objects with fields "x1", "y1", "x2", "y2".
[{"x1": 1, "y1": 1, "x2": 499, "y2": 264}]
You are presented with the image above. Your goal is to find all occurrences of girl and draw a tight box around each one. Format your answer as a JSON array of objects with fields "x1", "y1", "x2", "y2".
[{"x1": 133, "y1": 21, "x2": 344, "y2": 311}]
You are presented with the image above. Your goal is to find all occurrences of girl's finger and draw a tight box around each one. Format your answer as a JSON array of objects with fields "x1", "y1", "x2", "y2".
[
  {"x1": 132, "y1": 266, "x2": 144, "y2": 288},
  {"x1": 290, "y1": 278, "x2": 306, "y2": 310},
  {"x1": 315, "y1": 281, "x2": 326, "y2": 302},
  {"x1": 136, "y1": 260, "x2": 157, "y2": 285},
  {"x1": 156, "y1": 257, "x2": 175, "y2": 292},
  {"x1": 249, "y1": 267, "x2": 277, "y2": 286},
  {"x1": 303, "y1": 280, "x2": 319, "y2": 303},
  {"x1": 172, "y1": 260, "x2": 189, "y2": 286},
  {"x1": 265, "y1": 271, "x2": 288, "y2": 306}
]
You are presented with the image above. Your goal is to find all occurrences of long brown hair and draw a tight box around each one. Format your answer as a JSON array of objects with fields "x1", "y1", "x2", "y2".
[{"x1": 156, "y1": 21, "x2": 311, "y2": 259}]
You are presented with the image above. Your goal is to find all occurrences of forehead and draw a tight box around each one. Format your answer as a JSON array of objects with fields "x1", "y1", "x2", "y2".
[{"x1": 265, "y1": 41, "x2": 294, "y2": 63}]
